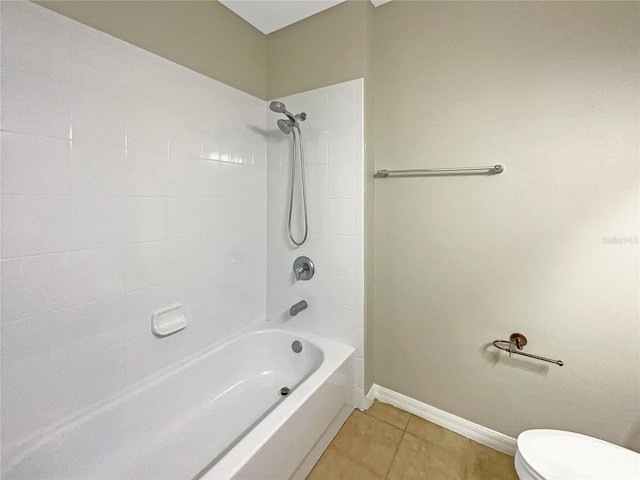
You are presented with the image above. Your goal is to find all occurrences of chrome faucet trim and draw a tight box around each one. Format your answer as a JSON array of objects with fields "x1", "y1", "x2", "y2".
[
  {"x1": 293, "y1": 256, "x2": 314, "y2": 281},
  {"x1": 289, "y1": 300, "x2": 308, "y2": 317}
]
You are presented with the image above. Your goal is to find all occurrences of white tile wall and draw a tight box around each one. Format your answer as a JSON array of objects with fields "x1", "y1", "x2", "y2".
[
  {"x1": 0, "y1": 132, "x2": 72, "y2": 195},
  {"x1": 1, "y1": 1, "x2": 267, "y2": 452},
  {"x1": 266, "y1": 79, "x2": 365, "y2": 408},
  {"x1": 1, "y1": 195, "x2": 70, "y2": 258}
]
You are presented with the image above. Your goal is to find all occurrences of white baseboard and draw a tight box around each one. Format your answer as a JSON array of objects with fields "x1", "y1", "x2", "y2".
[{"x1": 365, "y1": 384, "x2": 517, "y2": 456}]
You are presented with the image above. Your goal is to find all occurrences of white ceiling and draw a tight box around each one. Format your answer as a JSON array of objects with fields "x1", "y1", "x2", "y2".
[{"x1": 220, "y1": 0, "x2": 392, "y2": 35}]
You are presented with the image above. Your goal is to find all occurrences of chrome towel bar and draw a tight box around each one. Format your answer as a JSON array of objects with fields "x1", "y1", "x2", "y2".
[
  {"x1": 492, "y1": 333, "x2": 564, "y2": 367},
  {"x1": 374, "y1": 164, "x2": 504, "y2": 178}
]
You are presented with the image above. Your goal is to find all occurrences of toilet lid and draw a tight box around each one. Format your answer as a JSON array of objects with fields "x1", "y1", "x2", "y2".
[{"x1": 517, "y1": 430, "x2": 640, "y2": 480}]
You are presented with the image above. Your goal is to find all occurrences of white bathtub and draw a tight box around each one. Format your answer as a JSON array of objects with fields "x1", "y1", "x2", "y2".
[{"x1": 2, "y1": 327, "x2": 355, "y2": 480}]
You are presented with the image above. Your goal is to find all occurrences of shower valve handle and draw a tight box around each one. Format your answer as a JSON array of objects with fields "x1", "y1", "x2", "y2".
[{"x1": 293, "y1": 257, "x2": 314, "y2": 282}]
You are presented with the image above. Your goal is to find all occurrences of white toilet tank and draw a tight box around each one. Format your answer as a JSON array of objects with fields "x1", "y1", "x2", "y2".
[{"x1": 515, "y1": 429, "x2": 640, "y2": 480}]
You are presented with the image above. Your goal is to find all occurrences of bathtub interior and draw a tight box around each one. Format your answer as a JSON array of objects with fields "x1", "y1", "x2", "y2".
[
  {"x1": 2, "y1": 328, "x2": 337, "y2": 480},
  {"x1": 202, "y1": 330, "x2": 355, "y2": 480}
]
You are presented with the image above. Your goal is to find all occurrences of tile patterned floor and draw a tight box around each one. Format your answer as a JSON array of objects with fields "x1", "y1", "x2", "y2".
[{"x1": 307, "y1": 401, "x2": 519, "y2": 480}]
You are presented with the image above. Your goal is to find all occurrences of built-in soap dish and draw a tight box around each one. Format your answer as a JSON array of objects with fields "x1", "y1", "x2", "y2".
[{"x1": 151, "y1": 303, "x2": 187, "y2": 337}]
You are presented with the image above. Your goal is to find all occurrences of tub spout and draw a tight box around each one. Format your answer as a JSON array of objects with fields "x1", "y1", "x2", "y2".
[{"x1": 289, "y1": 300, "x2": 308, "y2": 317}]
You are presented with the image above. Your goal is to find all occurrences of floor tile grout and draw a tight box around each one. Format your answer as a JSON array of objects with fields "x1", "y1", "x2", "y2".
[
  {"x1": 359, "y1": 411, "x2": 405, "y2": 479},
  {"x1": 327, "y1": 413, "x2": 392, "y2": 479},
  {"x1": 308, "y1": 402, "x2": 518, "y2": 480},
  {"x1": 384, "y1": 429, "x2": 407, "y2": 480},
  {"x1": 364, "y1": 403, "x2": 412, "y2": 432}
]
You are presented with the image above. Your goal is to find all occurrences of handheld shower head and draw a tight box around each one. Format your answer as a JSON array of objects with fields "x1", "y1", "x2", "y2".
[
  {"x1": 270, "y1": 100, "x2": 297, "y2": 123},
  {"x1": 271, "y1": 101, "x2": 309, "y2": 246},
  {"x1": 277, "y1": 119, "x2": 293, "y2": 135},
  {"x1": 269, "y1": 101, "x2": 286, "y2": 113}
]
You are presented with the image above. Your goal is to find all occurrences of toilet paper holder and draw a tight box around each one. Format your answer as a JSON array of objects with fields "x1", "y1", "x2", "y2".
[{"x1": 492, "y1": 333, "x2": 564, "y2": 366}]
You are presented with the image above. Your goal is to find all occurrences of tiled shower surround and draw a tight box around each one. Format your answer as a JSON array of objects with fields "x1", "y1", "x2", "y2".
[
  {"x1": 0, "y1": 0, "x2": 364, "y2": 460},
  {"x1": 266, "y1": 80, "x2": 365, "y2": 407}
]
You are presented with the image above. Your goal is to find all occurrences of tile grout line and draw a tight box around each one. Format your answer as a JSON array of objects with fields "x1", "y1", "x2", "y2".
[
  {"x1": 330, "y1": 410, "x2": 405, "y2": 480},
  {"x1": 403, "y1": 414, "x2": 411, "y2": 432},
  {"x1": 329, "y1": 440, "x2": 381, "y2": 479},
  {"x1": 384, "y1": 429, "x2": 406, "y2": 480},
  {"x1": 363, "y1": 403, "x2": 413, "y2": 433},
  {"x1": 367, "y1": 412, "x2": 406, "y2": 480},
  {"x1": 315, "y1": 406, "x2": 517, "y2": 480},
  {"x1": 363, "y1": 405, "x2": 413, "y2": 480},
  {"x1": 319, "y1": 412, "x2": 376, "y2": 478}
]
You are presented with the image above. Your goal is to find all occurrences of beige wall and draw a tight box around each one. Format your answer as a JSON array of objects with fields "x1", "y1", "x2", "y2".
[
  {"x1": 266, "y1": 1, "x2": 368, "y2": 100},
  {"x1": 34, "y1": 0, "x2": 368, "y2": 101},
  {"x1": 372, "y1": 1, "x2": 639, "y2": 449},
  {"x1": 34, "y1": 0, "x2": 267, "y2": 99}
]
